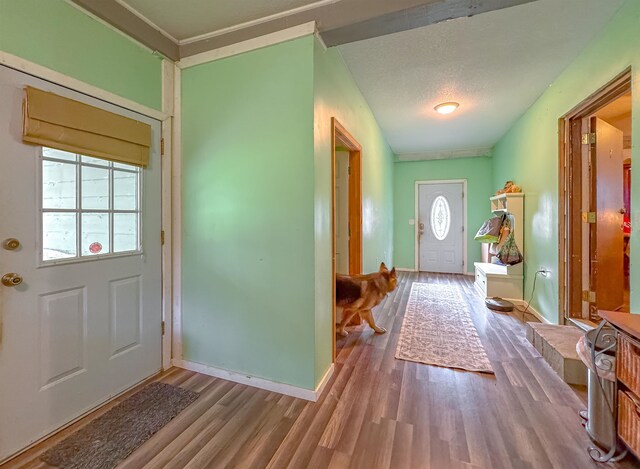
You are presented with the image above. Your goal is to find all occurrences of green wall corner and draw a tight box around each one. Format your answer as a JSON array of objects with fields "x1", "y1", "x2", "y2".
[
  {"x1": 492, "y1": 0, "x2": 640, "y2": 322},
  {"x1": 181, "y1": 37, "x2": 317, "y2": 390},
  {"x1": 313, "y1": 38, "x2": 395, "y2": 387},
  {"x1": 0, "y1": 0, "x2": 162, "y2": 110}
]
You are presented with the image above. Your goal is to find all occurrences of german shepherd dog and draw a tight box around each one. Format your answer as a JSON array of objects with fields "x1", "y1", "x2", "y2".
[{"x1": 336, "y1": 263, "x2": 398, "y2": 336}]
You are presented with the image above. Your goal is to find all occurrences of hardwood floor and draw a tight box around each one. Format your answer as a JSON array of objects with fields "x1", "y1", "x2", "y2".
[{"x1": 4, "y1": 271, "x2": 638, "y2": 468}]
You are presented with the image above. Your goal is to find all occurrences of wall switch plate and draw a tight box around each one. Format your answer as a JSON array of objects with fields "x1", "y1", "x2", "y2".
[{"x1": 409, "y1": 219, "x2": 415, "y2": 225}]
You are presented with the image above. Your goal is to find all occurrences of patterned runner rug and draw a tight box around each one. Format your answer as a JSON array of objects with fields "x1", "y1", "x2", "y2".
[{"x1": 395, "y1": 282, "x2": 494, "y2": 374}]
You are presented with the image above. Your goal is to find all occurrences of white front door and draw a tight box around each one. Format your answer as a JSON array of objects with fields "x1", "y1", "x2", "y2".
[
  {"x1": 0, "y1": 66, "x2": 162, "y2": 461},
  {"x1": 418, "y1": 182, "x2": 465, "y2": 273}
]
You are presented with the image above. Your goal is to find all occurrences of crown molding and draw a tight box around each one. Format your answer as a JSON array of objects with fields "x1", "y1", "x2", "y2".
[
  {"x1": 114, "y1": 0, "x2": 180, "y2": 44},
  {"x1": 178, "y1": 0, "x2": 340, "y2": 45},
  {"x1": 396, "y1": 147, "x2": 493, "y2": 161},
  {"x1": 69, "y1": 0, "x2": 179, "y2": 60},
  {"x1": 178, "y1": 22, "x2": 317, "y2": 69}
]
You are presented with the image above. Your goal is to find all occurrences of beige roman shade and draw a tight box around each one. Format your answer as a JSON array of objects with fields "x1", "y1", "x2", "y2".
[{"x1": 23, "y1": 86, "x2": 151, "y2": 167}]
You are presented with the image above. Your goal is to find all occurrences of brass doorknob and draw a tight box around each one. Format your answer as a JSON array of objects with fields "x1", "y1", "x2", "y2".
[
  {"x1": 1, "y1": 273, "x2": 23, "y2": 287},
  {"x1": 2, "y1": 238, "x2": 20, "y2": 250}
]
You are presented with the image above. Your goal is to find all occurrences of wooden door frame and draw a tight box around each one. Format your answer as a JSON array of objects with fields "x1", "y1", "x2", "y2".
[
  {"x1": 414, "y1": 179, "x2": 468, "y2": 273},
  {"x1": 331, "y1": 117, "x2": 362, "y2": 360},
  {"x1": 558, "y1": 68, "x2": 631, "y2": 324}
]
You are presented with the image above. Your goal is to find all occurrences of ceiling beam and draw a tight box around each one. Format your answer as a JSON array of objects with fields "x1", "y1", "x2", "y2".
[
  {"x1": 181, "y1": 0, "x2": 539, "y2": 56},
  {"x1": 322, "y1": 0, "x2": 540, "y2": 46},
  {"x1": 68, "y1": 0, "x2": 538, "y2": 60},
  {"x1": 69, "y1": 0, "x2": 179, "y2": 61}
]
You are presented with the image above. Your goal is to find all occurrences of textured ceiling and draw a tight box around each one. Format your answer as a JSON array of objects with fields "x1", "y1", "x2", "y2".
[
  {"x1": 338, "y1": 0, "x2": 625, "y2": 157},
  {"x1": 118, "y1": 0, "x2": 334, "y2": 42}
]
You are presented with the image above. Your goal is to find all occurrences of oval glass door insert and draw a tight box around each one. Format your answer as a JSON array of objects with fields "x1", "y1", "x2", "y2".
[{"x1": 430, "y1": 195, "x2": 451, "y2": 240}]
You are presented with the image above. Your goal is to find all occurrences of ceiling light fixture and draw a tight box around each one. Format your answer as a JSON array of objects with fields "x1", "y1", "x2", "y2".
[{"x1": 434, "y1": 102, "x2": 459, "y2": 115}]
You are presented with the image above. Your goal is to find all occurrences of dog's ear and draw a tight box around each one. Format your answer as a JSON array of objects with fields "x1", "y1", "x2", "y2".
[
  {"x1": 379, "y1": 262, "x2": 387, "y2": 272},
  {"x1": 390, "y1": 267, "x2": 396, "y2": 277}
]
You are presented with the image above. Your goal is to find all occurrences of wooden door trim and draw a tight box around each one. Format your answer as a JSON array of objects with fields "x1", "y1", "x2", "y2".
[
  {"x1": 331, "y1": 117, "x2": 362, "y2": 361},
  {"x1": 558, "y1": 68, "x2": 631, "y2": 324}
]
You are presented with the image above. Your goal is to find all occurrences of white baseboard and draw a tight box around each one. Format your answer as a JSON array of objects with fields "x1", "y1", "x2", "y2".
[
  {"x1": 172, "y1": 359, "x2": 334, "y2": 402},
  {"x1": 314, "y1": 363, "x2": 334, "y2": 398},
  {"x1": 510, "y1": 300, "x2": 552, "y2": 324},
  {"x1": 396, "y1": 268, "x2": 474, "y2": 276}
]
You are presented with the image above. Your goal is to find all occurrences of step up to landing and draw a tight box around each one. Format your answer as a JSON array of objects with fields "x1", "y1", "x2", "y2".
[{"x1": 526, "y1": 323, "x2": 587, "y2": 386}]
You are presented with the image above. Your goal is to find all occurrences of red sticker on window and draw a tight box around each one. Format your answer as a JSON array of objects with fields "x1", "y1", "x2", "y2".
[{"x1": 89, "y1": 242, "x2": 102, "y2": 254}]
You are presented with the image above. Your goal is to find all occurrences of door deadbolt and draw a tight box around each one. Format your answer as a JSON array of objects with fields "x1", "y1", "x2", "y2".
[
  {"x1": 2, "y1": 238, "x2": 20, "y2": 250},
  {"x1": 1, "y1": 273, "x2": 23, "y2": 287}
]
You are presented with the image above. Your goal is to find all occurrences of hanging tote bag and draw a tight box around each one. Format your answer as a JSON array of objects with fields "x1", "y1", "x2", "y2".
[
  {"x1": 474, "y1": 214, "x2": 505, "y2": 243},
  {"x1": 496, "y1": 214, "x2": 523, "y2": 265}
]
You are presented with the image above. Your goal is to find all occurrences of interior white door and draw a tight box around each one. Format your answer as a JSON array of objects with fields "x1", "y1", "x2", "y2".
[
  {"x1": 335, "y1": 151, "x2": 350, "y2": 275},
  {"x1": 418, "y1": 182, "x2": 464, "y2": 273},
  {"x1": 0, "y1": 66, "x2": 162, "y2": 461}
]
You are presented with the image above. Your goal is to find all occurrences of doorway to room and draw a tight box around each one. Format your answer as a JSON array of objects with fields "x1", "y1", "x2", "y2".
[
  {"x1": 331, "y1": 118, "x2": 362, "y2": 359},
  {"x1": 415, "y1": 180, "x2": 466, "y2": 274},
  {"x1": 560, "y1": 69, "x2": 632, "y2": 325},
  {"x1": 334, "y1": 148, "x2": 350, "y2": 275}
]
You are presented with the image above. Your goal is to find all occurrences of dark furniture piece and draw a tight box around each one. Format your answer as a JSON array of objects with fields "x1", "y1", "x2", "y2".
[{"x1": 599, "y1": 310, "x2": 640, "y2": 460}]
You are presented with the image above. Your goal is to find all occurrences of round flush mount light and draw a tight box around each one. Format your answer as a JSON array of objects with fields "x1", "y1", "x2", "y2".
[{"x1": 434, "y1": 102, "x2": 459, "y2": 115}]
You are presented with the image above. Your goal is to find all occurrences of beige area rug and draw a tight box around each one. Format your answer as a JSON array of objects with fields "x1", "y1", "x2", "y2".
[{"x1": 395, "y1": 282, "x2": 494, "y2": 374}]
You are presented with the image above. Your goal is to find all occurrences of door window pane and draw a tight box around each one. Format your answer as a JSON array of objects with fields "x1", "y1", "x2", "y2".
[
  {"x1": 43, "y1": 148, "x2": 77, "y2": 162},
  {"x1": 430, "y1": 195, "x2": 451, "y2": 241},
  {"x1": 114, "y1": 213, "x2": 138, "y2": 252},
  {"x1": 81, "y1": 155, "x2": 110, "y2": 167},
  {"x1": 113, "y1": 162, "x2": 138, "y2": 170},
  {"x1": 81, "y1": 166, "x2": 110, "y2": 210},
  {"x1": 43, "y1": 160, "x2": 76, "y2": 209},
  {"x1": 41, "y1": 147, "x2": 141, "y2": 263},
  {"x1": 43, "y1": 213, "x2": 77, "y2": 260},
  {"x1": 82, "y1": 213, "x2": 110, "y2": 255},
  {"x1": 113, "y1": 171, "x2": 137, "y2": 210}
]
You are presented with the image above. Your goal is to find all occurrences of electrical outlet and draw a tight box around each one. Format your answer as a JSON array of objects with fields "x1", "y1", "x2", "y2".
[{"x1": 539, "y1": 269, "x2": 550, "y2": 277}]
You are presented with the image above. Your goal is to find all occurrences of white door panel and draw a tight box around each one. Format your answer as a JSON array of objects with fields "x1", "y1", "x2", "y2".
[
  {"x1": 0, "y1": 65, "x2": 162, "y2": 461},
  {"x1": 418, "y1": 182, "x2": 464, "y2": 273}
]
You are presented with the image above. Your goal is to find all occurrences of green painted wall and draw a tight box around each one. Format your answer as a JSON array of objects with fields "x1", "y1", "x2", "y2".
[
  {"x1": 393, "y1": 157, "x2": 494, "y2": 273},
  {"x1": 0, "y1": 0, "x2": 162, "y2": 109},
  {"x1": 492, "y1": 0, "x2": 640, "y2": 322},
  {"x1": 313, "y1": 39, "x2": 395, "y2": 385},
  {"x1": 181, "y1": 37, "x2": 317, "y2": 389}
]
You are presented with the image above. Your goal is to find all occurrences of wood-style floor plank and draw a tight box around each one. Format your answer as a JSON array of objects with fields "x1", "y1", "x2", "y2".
[{"x1": 3, "y1": 272, "x2": 638, "y2": 468}]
